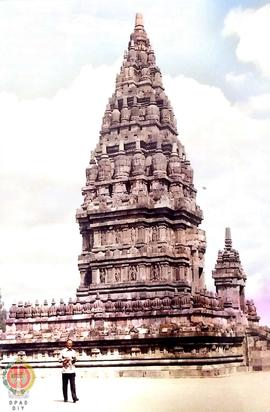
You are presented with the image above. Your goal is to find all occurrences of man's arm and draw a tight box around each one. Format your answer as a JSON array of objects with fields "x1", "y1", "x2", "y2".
[
  {"x1": 59, "y1": 350, "x2": 64, "y2": 364},
  {"x1": 71, "y1": 350, "x2": 77, "y2": 364}
]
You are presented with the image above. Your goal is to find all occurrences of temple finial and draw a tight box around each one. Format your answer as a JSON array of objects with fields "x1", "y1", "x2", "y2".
[
  {"x1": 135, "y1": 13, "x2": 144, "y2": 28},
  {"x1": 225, "y1": 227, "x2": 232, "y2": 250}
]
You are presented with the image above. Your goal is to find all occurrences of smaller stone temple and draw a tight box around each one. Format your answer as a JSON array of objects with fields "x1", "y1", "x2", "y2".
[
  {"x1": 0, "y1": 13, "x2": 269, "y2": 377},
  {"x1": 213, "y1": 228, "x2": 246, "y2": 312}
]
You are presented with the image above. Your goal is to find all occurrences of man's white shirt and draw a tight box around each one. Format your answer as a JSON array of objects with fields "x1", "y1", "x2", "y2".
[{"x1": 59, "y1": 348, "x2": 77, "y2": 373}]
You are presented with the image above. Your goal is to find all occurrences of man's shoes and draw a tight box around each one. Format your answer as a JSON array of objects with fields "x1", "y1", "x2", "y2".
[
  {"x1": 64, "y1": 399, "x2": 68, "y2": 402},
  {"x1": 73, "y1": 398, "x2": 79, "y2": 403}
]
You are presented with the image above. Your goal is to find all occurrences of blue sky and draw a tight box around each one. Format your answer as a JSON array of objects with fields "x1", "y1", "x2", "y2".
[{"x1": 0, "y1": 0, "x2": 269, "y2": 323}]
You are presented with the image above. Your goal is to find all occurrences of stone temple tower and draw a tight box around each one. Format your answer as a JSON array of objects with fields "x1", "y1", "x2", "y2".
[
  {"x1": 76, "y1": 13, "x2": 207, "y2": 300},
  {"x1": 213, "y1": 228, "x2": 246, "y2": 311}
]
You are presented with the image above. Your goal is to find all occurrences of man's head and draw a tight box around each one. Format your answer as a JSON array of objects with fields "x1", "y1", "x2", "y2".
[{"x1": 66, "y1": 339, "x2": 73, "y2": 349}]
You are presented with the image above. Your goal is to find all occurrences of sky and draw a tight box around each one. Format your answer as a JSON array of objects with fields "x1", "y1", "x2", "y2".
[{"x1": 0, "y1": 0, "x2": 269, "y2": 324}]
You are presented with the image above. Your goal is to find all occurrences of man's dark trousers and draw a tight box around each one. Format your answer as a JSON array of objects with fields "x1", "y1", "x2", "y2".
[{"x1": 62, "y1": 373, "x2": 77, "y2": 402}]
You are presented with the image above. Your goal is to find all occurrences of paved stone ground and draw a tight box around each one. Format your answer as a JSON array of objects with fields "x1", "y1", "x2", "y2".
[{"x1": 1, "y1": 371, "x2": 270, "y2": 412}]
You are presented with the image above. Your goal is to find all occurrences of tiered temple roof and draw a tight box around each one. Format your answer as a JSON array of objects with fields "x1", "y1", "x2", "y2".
[{"x1": 75, "y1": 13, "x2": 206, "y2": 301}]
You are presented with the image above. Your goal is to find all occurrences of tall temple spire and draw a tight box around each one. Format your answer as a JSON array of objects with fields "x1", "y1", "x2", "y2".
[
  {"x1": 135, "y1": 12, "x2": 144, "y2": 29},
  {"x1": 225, "y1": 227, "x2": 232, "y2": 250},
  {"x1": 76, "y1": 14, "x2": 204, "y2": 300}
]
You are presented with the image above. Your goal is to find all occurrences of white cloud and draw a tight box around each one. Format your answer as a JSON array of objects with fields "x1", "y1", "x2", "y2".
[
  {"x1": 225, "y1": 71, "x2": 252, "y2": 85},
  {"x1": 0, "y1": 0, "x2": 213, "y2": 98},
  {"x1": 236, "y1": 93, "x2": 270, "y2": 118},
  {"x1": 0, "y1": 62, "x2": 118, "y2": 306},
  {"x1": 0, "y1": 0, "x2": 127, "y2": 98},
  {"x1": 223, "y1": 4, "x2": 270, "y2": 78}
]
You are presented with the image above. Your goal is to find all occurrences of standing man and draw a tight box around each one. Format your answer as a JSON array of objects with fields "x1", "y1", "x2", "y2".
[{"x1": 59, "y1": 339, "x2": 79, "y2": 403}]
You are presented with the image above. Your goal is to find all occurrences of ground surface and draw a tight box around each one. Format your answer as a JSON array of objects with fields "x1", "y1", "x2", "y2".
[{"x1": 1, "y1": 370, "x2": 270, "y2": 412}]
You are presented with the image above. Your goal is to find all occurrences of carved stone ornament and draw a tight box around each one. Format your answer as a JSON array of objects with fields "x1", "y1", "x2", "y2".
[
  {"x1": 111, "y1": 100, "x2": 121, "y2": 124},
  {"x1": 130, "y1": 96, "x2": 140, "y2": 121},
  {"x1": 86, "y1": 153, "x2": 98, "y2": 185},
  {"x1": 129, "y1": 266, "x2": 137, "y2": 281},
  {"x1": 121, "y1": 97, "x2": 130, "y2": 123},
  {"x1": 114, "y1": 268, "x2": 121, "y2": 282},
  {"x1": 160, "y1": 98, "x2": 170, "y2": 123},
  {"x1": 146, "y1": 93, "x2": 160, "y2": 121},
  {"x1": 114, "y1": 140, "x2": 131, "y2": 179},
  {"x1": 98, "y1": 144, "x2": 112, "y2": 181},
  {"x1": 152, "y1": 141, "x2": 167, "y2": 177},
  {"x1": 131, "y1": 139, "x2": 145, "y2": 176},
  {"x1": 150, "y1": 264, "x2": 160, "y2": 281},
  {"x1": 102, "y1": 103, "x2": 112, "y2": 130},
  {"x1": 168, "y1": 142, "x2": 181, "y2": 179},
  {"x1": 100, "y1": 268, "x2": 107, "y2": 283}
]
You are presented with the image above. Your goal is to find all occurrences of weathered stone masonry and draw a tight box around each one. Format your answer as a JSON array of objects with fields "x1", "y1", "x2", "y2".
[{"x1": 0, "y1": 13, "x2": 269, "y2": 377}]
